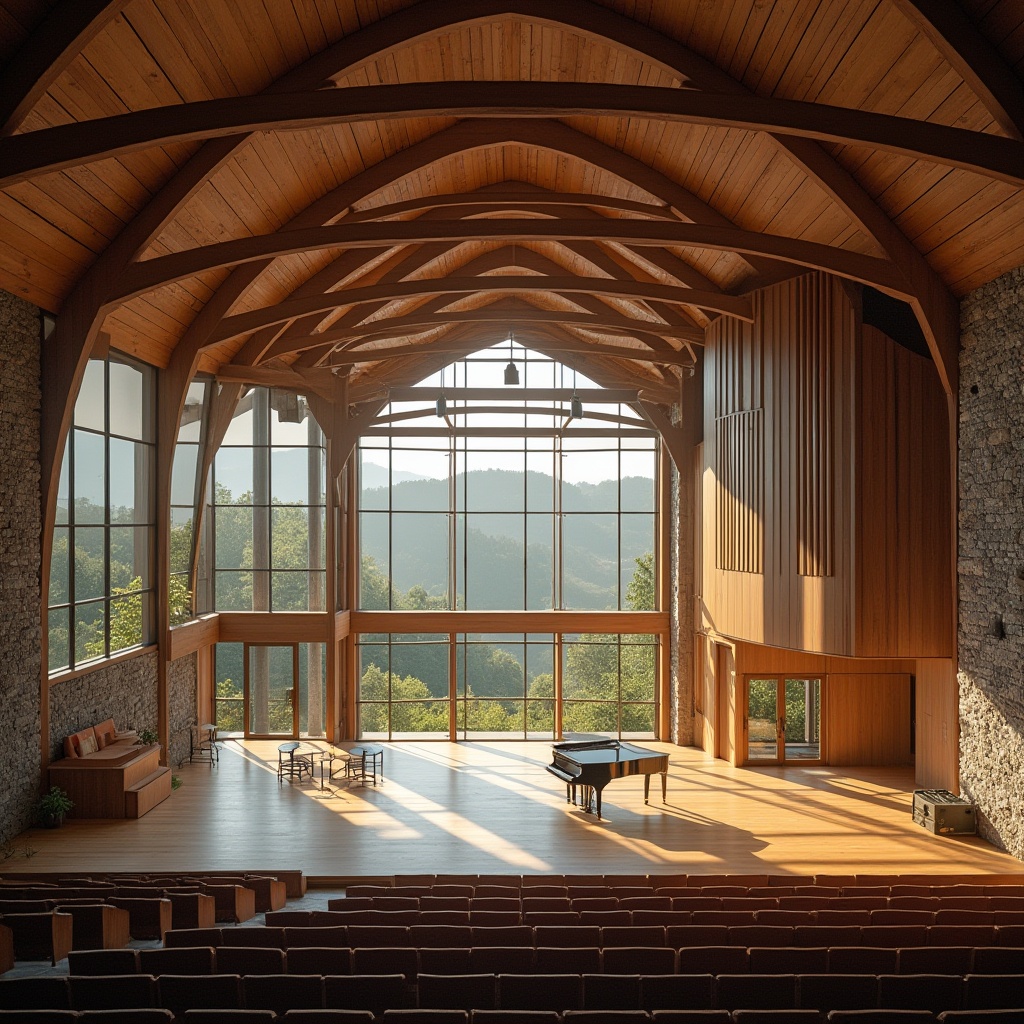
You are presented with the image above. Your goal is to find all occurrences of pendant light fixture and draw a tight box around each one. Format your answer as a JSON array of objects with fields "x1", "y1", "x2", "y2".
[
  {"x1": 503, "y1": 329, "x2": 520, "y2": 386},
  {"x1": 570, "y1": 365, "x2": 583, "y2": 419},
  {"x1": 436, "y1": 364, "x2": 447, "y2": 417}
]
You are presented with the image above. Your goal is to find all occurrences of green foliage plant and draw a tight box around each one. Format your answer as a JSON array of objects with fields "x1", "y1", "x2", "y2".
[{"x1": 37, "y1": 786, "x2": 74, "y2": 824}]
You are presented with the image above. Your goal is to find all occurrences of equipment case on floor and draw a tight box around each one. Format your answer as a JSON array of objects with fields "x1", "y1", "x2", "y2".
[{"x1": 912, "y1": 789, "x2": 977, "y2": 835}]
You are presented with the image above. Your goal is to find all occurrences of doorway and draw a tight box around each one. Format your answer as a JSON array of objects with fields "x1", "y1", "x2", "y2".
[
  {"x1": 245, "y1": 644, "x2": 298, "y2": 737},
  {"x1": 744, "y1": 676, "x2": 824, "y2": 764}
]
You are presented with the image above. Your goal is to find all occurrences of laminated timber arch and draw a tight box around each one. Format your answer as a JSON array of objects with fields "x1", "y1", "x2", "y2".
[{"x1": 4, "y1": 0, "x2": 1021, "y2": 758}]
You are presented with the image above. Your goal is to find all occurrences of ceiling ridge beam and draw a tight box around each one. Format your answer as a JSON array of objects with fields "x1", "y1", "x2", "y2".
[{"x1": 4, "y1": 83, "x2": 1021, "y2": 189}]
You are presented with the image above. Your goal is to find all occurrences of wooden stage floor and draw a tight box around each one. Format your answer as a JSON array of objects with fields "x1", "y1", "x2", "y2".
[{"x1": 13, "y1": 741, "x2": 1022, "y2": 884}]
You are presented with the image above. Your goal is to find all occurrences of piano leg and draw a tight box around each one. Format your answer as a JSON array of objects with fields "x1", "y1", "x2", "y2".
[
  {"x1": 661, "y1": 770, "x2": 667, "y2": 802},
  {"x1": 644, "y1": 774, "x2": 651, "y2": 804}
]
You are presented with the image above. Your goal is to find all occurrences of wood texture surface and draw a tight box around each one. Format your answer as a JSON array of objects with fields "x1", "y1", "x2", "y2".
[{"x1": 14, "y1": 739, "x2": 1022, "y2": 881}]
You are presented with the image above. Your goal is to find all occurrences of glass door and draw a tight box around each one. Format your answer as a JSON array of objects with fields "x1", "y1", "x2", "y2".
[
  {"x1": 744, "y1": 676, "x2": 823, "y2": 764},
  {"x1": 245, "y1": 644, "x2": 298, "y2": 737}
]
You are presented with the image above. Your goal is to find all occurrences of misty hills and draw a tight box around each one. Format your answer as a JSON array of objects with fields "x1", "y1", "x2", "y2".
[{"x1": 360, "y1": 468, "x2": 655, "y2": 610}]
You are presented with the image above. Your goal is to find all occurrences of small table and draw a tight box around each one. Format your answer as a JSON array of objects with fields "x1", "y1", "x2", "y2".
[
  {"x1": 338, "y1": 742, "x2": 384, "y2": 786},
  {"x1": 277, "y1": 742, "x2": 318, "y2": 782}
]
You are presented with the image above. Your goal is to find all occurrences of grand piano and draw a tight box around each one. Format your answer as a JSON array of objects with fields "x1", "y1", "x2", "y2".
[{"x1": 546, "y1": 738, "x2": 669, "y2": 819}]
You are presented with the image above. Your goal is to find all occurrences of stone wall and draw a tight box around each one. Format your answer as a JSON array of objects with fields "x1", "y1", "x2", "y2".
[
  {"x1": 0, "y1": 292, "x2": 42, "y2": 843},
  {"x1": 49, "y1": 651, "x2": 159, "y2": 761},
  {"x1": 169, "y1": 653, "x2": 198, "y2": 768},
  {"x1": 958, "y1": 264, "x2": 1024, "y2": 860}
]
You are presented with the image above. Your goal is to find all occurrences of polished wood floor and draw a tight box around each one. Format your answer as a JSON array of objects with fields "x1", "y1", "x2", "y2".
[{"x1": 12, "y1": 741, "x2": 1022, "y2": 884}]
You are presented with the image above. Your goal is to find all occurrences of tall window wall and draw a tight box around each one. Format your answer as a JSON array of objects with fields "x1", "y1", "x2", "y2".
[
  {"x1": 49, "y1": 356, "x2": 156, "y2": 673},
  {"x1": 207, "y1": 388, "x2": 328, "y2": 738},
  {"x1": 356, "y1": 343, "x2": 660, "y2": 740}
]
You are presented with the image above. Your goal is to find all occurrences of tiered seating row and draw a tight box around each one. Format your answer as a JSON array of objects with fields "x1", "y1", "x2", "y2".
[
  {"x1": 0, "y1": 874, "x2": 295, "y2": 966},
  {"x1": 1, "y1": 970, "x2": 1022, "y2": 1019},
  {"x1": 195, "y1": 921, "x2": 1024, "y2": 950},
  {"x1": 67, "y1": 942, "x2": 1024, "y2": 977}
]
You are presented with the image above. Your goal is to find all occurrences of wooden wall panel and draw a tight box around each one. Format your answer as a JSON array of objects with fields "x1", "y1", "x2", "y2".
[
  {"x1": 701, "y1": 272, "x2": 856, "y2": 654},
  {"x1": 826, "y1": 673, "x2": 913, "y2": 765},
  {"x1": 855, "y1": 325, "x2": 952, "y2": 657},
  {"x1": 716, "y1": 409, "x2": 763, "y2": 573},
  {"x1": 914, "y1": 657, "x2": 959, "y2": 791},
  {"x1": 733, "y1": 640, "x2": 915, "y2": 677}
]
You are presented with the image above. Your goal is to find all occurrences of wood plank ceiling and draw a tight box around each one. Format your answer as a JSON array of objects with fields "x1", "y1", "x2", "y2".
[{"x1": 1, "y1": 0, "x2": 1023, "y2": 480}]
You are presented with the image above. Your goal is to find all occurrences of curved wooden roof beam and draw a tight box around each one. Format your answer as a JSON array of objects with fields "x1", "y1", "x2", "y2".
[
  {"x1": 0, "y1": 0, "x2": 130, "y2": 135},
  {"x1": 209, "y1": 277, "x2": 751, "y2": 346},
  {"x1": 264, "y1": 306, "x2": 700, "y2": 361},
  {"x1": 890, "y1": 0, "x2": 1024, "y2": 142},
  {"x1": 114, "y1": 218, "x2": 905, "y2": 304},
  {"x1": 5, "y1": 83, "x2": 1022, "y2": 190}
]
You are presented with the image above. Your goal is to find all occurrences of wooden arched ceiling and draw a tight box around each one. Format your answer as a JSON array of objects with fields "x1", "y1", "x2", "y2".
[{"x1": 2, "y1": 0, "x2": 1023, "y2": 497}]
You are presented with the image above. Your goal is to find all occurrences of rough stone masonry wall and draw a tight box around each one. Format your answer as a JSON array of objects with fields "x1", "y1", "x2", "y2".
[
  {"x1": 169, "y1": 653, "x2": 198, "y2": 768},
  {"x1": 49, "y1": 651, "x2": 160, "y2": 761},
  {"x1": 0, "y1": 291, "x2": 42, "y2": 844},
  {"x1": 958, "y1": 263, "x2": 1024, "y2": 860}
]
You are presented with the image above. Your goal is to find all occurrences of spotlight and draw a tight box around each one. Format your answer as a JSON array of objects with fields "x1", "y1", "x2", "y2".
[{"x1": 503, "y1": 331, "x2": 519, "y2": 385}]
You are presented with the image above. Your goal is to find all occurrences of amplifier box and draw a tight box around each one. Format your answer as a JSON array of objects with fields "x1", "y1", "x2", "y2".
[{"x1": 912, "y1": 789, "x2": 977, "y2": 835}]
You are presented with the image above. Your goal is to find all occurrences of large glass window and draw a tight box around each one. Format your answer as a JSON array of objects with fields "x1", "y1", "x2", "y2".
[
  {"x1": 355, "y1": 343, "x2": 661, "y2": 739},
  {"x1": 49, "y1": 356, "x2": 156, "y2": 673},
  {"x1": 209, "y1": 389, "x2": 327, "y2": 612}
]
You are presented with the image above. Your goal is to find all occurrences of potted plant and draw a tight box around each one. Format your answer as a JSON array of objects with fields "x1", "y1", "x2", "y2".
[
  {"x1": 37, "y1": 786, "x2": 73, "y2": 828},
  {"x1": 137, "y1": 728, "x2": 159, "y2": 745}
]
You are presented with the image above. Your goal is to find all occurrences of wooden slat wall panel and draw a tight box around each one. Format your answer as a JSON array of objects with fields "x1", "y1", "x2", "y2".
[
  {"x1": 702, "y1": 271, "x2": 855, "y2": 654},
  {"x1": 825, "y1": 673, "x2": 913, "y2": 765},
  {"x1": 915, "y1": 657, "x2": 959, "y2": 791},
  {"x1": 716, "y1": 409, "x2": 763, "y2": 573},
  {"x1": 855, "y1": 324, "x2": 952, "y2": 658},
  {"x1": 733, "y1": 640, "x2": 915, "y2": 677}
]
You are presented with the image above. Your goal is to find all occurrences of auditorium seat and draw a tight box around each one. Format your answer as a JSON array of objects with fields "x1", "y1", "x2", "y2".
[
  {"x1": 351, "y1": 946, "x2": 418, "y2": 979},
  {"x1": 182, "y1": 1012, "x2": 276, "y2": 1023},
  {"x1": 284, "y1": 927, "x2": 350, "y2": 949},
  {"x1": 648, "y1": 1011, "x2": 730, "y2": 1023},
  {"x1": 535, "y1": 925, "x2": 601, "y2": 948},
  {"x1": 0, "y1": 1012, "x2": 77, "y2": 1023},
  {"x1": 241, "y1": 973, "x2": 324, "y2": 1013},
  {"x1": 728, "y1": 926, "x2": 796, "y2": 948},
  {"x1": 410, "y1": 926, "x2": 473, "y2": 948},
  {"x1": 215, "y1": 946, "x2": 286, "y2": 975},
  {"x1": 666, "y1": 927, "x2": 732, "y2": 949},
  {"x1": 418, "y1": 972, "x2": 498, "y2": 1010},
  {"x1": 67, "y1": 974, "x2": 157, "y2": 1010},
  {"x1": 861, "y1": 926, "x2": 930, "y2": 948},
  {"x1": 877, "y1": 974, "x2": 965, "y2": 1014},
  {"x1": 470, "y1": 926, "x2": 533, "y2": 947},
  {"x1": 106, "y1": 897, "x2": 172, "y2": 940},
  {"x1": 0, "y1": 976, "x2": 71, "y2": 1009},
  {"x1": 347, "y1": 926, "x2": 410, "y2": 948},
  {"x1": 601, "y1": 946, "x2": 676, "y2": 974},
  {"x1": 971, "y1": 949, "x2": 1024, "y2": 973},
  {"x1": 155, "y1": 973, "x2": 243, "y2": 1015},
  {"x1": 638, "y1": 974, "x2": 715, "y2": 1011},
  {"x1": 898, "y1": 947, "x2": 975, "y2": 974},
  {"x1": 268, "y1": 911, "x2": 316, "y2": 926},
  {"x1": 78, "y1": 1010, "x2": 174, "y2": 1023},
  {"x1": 582, "y1": 973, "x2": 641, "y2": 1009},
  {"x1": 564, "y1": 1012, "x2": 654, "y2": 1024},
  {"x1": 732, "y1": 1012, "x2": 822, "y2": 1024},
  {"x1": 676, "y1": 946, "x2": 749, "y2": 974},
  {"x1": 797, "y1": 973, "x2": 878, "y2": 1011},
  {"x1": 472, "y1": 946, "x2": 535, "y2": 973},
  {"x1": 938, "y1": 1013, "x2": 1024, "y2": 1023},
  {"x1": 713, "y1": 974, "x2": 797, "y2": 1010},
  {"x1": 285, "y1": 947, "x2": 352, "y2": 975},
  {"x1": 471, "y1": 1010, "x2": 561, "y2": 1024},
  {"x1": 747, "y1": 947, "x2": 829, "y2": 974},
  {"x1": 498, "y1": 973, "x2": 583, "y2": 1010},
  {"x1": 220, "y1": 927, "x2": 286, "y2": 949},
  {"x1": 827, "y1": 947, "x2": 899, "y2": 974},
  {"x1": 382, "y1": 1010, "x2": 469, "y2": 1024},
  {"x1": 323, "y1": 974, "x2": 413, "y2": 1013},
  {"x1": 418, "y1": 947, "x2": 473, "y2": 974},
  {"x1": 826, "y1": 1012, "x2": 936, "y2": 1023},
  {"x1": 602, "y1": 927, "x2": 666, "y2": 947},
  {"x1": 281, "y1": 1011, "x2": 375, "y2": 1023},
  {"x1": 962, "y1": 975, "x2": 1024, "y2": 1010},
  {"x1": 67, "y1": 949, "x2": 140, "y2": 975},
  {"x1": 164, "y1": 926, "x2": 223, "y2": 948},
  {"x1": 528, "y1": 946, "x2": 595, "y2": 973},
  {"x1": 2, "y1": 911, "x2": 73, "y2": 963}
]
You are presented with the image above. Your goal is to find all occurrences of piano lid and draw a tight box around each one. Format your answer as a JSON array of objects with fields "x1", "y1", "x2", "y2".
[{"x1": 552, "y1": 738, "x2": 663, "y2": 765}]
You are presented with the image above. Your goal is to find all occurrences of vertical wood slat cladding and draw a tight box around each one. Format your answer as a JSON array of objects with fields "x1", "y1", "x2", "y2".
[
  {"x1": 716, "y1": 409, "x2": 763, "y2": 573},
  {"x1": 914, "y1": 657, "x2": 959, "y2": 791},
  {"x1": 855, "y1": 325, "x2": 952, "y2": 657},
  {"x1": 702, "y1": 272, "x2": 854, "y2": 654}
]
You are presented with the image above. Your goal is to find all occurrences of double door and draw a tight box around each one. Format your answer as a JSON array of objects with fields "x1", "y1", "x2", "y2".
[
  {"x1": 744, "y1": 676, "x2": 823, "y2": 764},
  {"x1": 245, "y1": 644, "x2": 299, "y2": 737}
]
